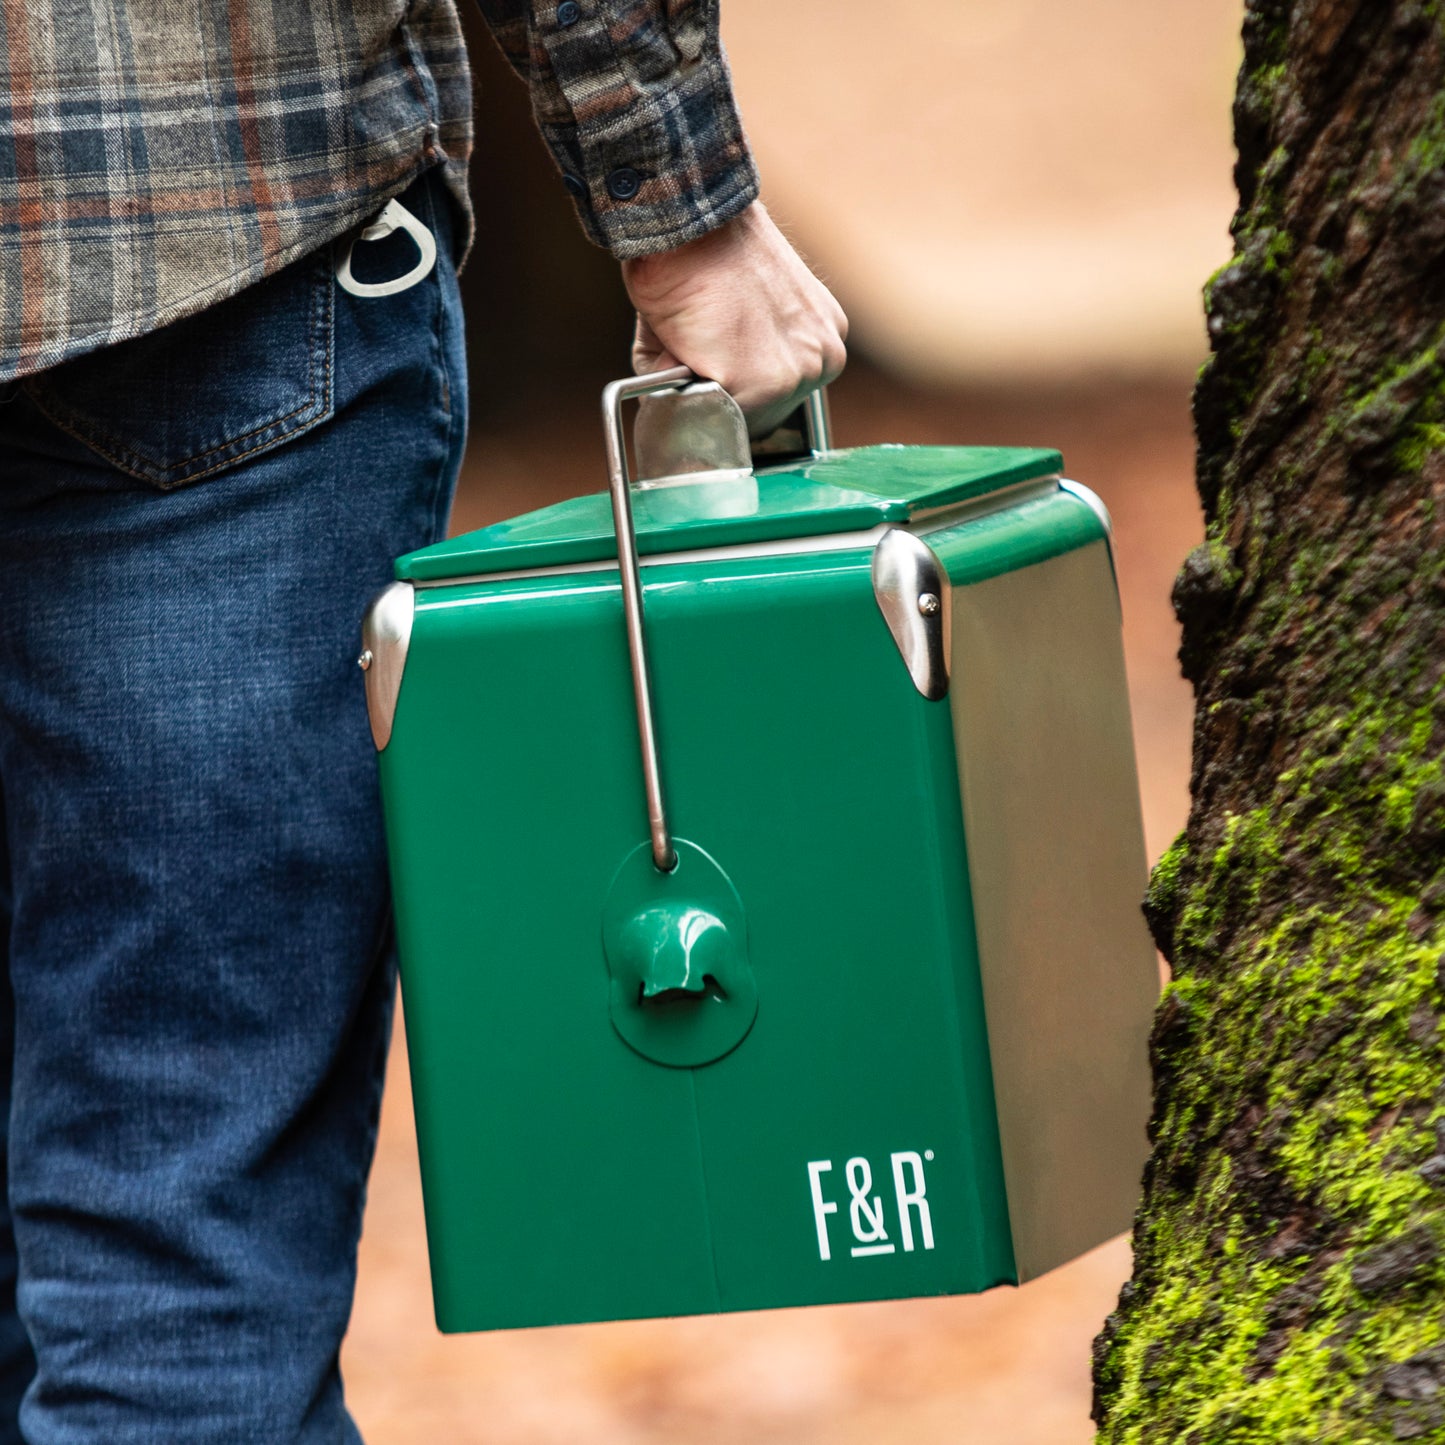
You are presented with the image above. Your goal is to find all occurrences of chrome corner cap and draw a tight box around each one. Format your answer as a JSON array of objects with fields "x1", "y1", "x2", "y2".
[
  {"x1": 1058, "y1": 479, "x2": 1120, "y2": 603},
  {"x1": 1058, "y1": 479, "x2": 1114, "y2": 542},
  {"x1": 871, "y1": 528, "x2": 951, "y2": 700},
  {"x1": 361, "y1": 581, "x2": 415, "y2": 751}
]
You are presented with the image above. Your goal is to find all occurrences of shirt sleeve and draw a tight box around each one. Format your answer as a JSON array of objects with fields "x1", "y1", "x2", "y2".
[{"x1": 473, "y1": 0, "x2": 760, "y2": 258}]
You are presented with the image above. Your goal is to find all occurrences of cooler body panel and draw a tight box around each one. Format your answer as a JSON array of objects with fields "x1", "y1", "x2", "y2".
[
  {"x1": 370, "y1": 449, "x2": 1158, "y2": 1333},
  {"x1": 380, "y1": 547, "x2": 1016, "y2": 1330},
  {"x1": 381, "y1": 571, "x2": 717, "y2": 1330},
  {"x1": 942, "y1": 536, "x2": 1157, "y2": 1281}
]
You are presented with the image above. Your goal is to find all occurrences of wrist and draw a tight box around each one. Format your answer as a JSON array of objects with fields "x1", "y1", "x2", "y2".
[{"x1": 621, "y1": 200, "x2": 767, "y2": 291}]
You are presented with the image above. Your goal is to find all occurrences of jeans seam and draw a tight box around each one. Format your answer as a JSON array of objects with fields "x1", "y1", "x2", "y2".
[{"x1": 22, "y1": 259, "x2": 334, "y2": 487}]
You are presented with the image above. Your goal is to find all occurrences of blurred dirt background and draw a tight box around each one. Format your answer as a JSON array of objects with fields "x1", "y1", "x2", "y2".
[{"x1": 343, "y1": 2, "x2": 1242, "y2": 1439}]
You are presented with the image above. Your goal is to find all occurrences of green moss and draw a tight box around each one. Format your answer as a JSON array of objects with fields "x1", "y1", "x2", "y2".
[
  {"x1": 1092, "y1": 2, "x2": 1445, "y2": 1433},
  {"x1": 1100, "y1": 7, "x2": 1445, "y2": 1434},
  {"x1": 1103, "y1": 897, "x2": 1445, "y2": 1444},
  {"x1": 1405, "y1": 88, "x2": 1445, "y2": 178},
  {"x1": 1254, "y1": 61, "x2": 1288, "y2": 95},
  {"x1": 1146, "y1": 833, "x2": 1189, "y2": 926},
  {"x1": 1261, "y1": 225, "x2": 1294, "y2": 277},
  {"x1": 1105, "y1": 902, "x2": 1444, "y2": 1438},
  {"x1": 1317, "y1": 326, "x2": 1445, "y2": 472},
  {"x1": 1200, "y1": 128, "x2": 1297, "y2": 480},
  {"x1": 1101, "y1": 685, "x2": 1445, "y2": 1443},
  {"x1": 1344, "y1": 341, "x2": 1440, "y2": 420},
  {"x1": 1396, "y1": 421, "x2": 1445, "y2": 473},
  {"x1": 1210, "y1": 534, "x2": 1244, "y2": 588}
]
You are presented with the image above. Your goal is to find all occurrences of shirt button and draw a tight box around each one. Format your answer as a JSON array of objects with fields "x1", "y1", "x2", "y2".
[
  {"x1": 561, "y1": 173, "x2": 587, "y2": 199},
  {"x1": 556, "y1": 1, "x2": 581, "y2": 24},
  {"x1": 606, "y1": 167, "x2": 642, "y2": 201}
]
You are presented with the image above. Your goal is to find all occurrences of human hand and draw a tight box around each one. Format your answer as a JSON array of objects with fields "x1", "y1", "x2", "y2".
[{"x1": 621, "y1": 201, "x2": 848, "y2": 438}]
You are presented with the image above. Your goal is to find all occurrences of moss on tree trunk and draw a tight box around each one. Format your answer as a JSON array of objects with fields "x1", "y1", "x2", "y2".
[{"x1": 1092, "y1": 2, "x2": 1445, "y2": 1440}]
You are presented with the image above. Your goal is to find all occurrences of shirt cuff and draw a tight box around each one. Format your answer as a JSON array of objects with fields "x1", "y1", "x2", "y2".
[{"x1": 538, "y1": 15, "x2": 760, "y2": 259}]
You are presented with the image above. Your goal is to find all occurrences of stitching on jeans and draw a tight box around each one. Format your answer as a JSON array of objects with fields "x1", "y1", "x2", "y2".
[
  {"x1": 156, "y1": 275, "x2": 337, "y2": 488},
  {"x1": 25, "y1": 258, "x2": 334, "y2": 486},
  {"x1": 36, "y1": 385, "x2": 320, "y2": 478},
  {"x1": 28, "y1": 262, "x2": 322, "y2": 471},
  {"x1": 155, "y1": 275, "x2": 335, "y2": 488}
]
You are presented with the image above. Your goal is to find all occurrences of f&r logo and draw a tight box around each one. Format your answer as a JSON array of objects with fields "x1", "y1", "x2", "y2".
[{"x1": 806, "y1": 1152, "x2": 936, "y2": 1261}]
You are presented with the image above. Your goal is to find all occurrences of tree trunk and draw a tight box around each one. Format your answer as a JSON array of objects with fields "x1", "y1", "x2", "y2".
[{"x1": 1092, "y1": 2, "x2": 1445, "y2": 1440}]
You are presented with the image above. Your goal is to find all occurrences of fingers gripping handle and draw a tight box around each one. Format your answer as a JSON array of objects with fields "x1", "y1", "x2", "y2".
[{"x1": 602, "y1": 371, "x2": 831, "y2": 872}]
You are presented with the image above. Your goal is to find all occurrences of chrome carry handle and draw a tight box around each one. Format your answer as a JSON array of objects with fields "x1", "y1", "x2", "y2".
[{"x1": 602, "y1": 371, "x2": 832, "y2": 872}]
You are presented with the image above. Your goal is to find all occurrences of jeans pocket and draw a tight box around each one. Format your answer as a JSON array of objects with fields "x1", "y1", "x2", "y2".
[{"x1": 22, "y1": 251, "x2": 335, "y2": 489}]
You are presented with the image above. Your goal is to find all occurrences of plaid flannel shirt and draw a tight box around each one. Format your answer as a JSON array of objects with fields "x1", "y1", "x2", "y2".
[{"x1": 0, "y1": 0, "x2": 758, "y2": 382}]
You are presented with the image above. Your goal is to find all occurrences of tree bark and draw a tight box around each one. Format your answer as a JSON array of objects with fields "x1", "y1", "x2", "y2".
[{"x1": 1092, "y1": 2, "x2": 1445, "y2": 1440}]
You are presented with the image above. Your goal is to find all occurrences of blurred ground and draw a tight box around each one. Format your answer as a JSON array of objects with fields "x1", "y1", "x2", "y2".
[{"x1": 341, "y1": 366, "x2": 1203, "y2": 1443}]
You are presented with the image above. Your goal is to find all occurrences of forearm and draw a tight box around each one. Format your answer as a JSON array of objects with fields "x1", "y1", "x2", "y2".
[{"x1": 472, "y1": 0, "x2": 847, "y2": 432}]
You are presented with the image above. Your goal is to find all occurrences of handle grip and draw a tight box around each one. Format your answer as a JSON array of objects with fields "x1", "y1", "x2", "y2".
[{"x1": 601, "y1": 371, "x2": 831, "y2": 871}]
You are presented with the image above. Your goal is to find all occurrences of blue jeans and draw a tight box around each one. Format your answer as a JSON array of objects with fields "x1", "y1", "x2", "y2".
[{"x1": 0, "y1": 169, "x2": 466, "y2": 1442}]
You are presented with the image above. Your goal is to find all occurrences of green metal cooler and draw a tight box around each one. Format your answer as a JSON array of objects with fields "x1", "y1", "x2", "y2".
[{"x1": 361, "y1": 371, "x2": 1158, "y2": 1333}]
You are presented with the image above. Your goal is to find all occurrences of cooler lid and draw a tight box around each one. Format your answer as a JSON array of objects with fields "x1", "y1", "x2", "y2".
[{"x1": 395, "y1": 444, "x2": 1063, "y2": 583}]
